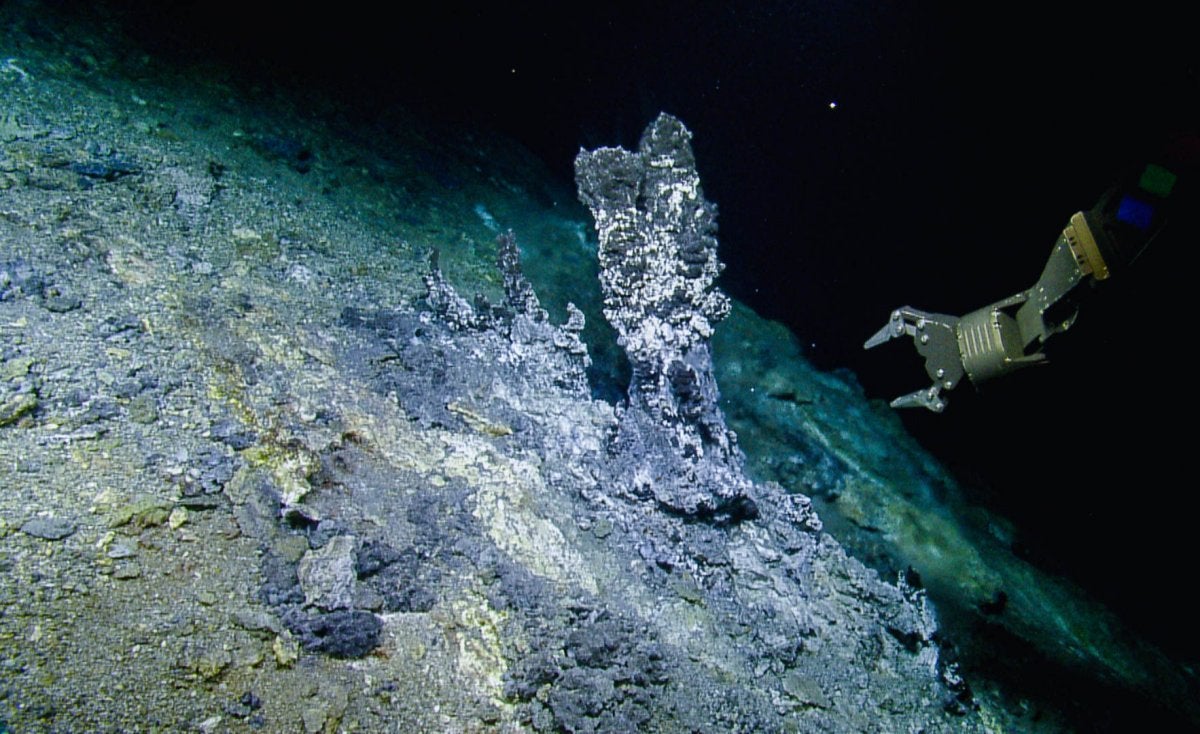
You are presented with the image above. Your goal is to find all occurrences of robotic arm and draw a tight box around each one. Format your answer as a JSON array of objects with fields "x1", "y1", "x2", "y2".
[{"x1": 865, "y1": 161, "x2": 1182, "y2": 412}]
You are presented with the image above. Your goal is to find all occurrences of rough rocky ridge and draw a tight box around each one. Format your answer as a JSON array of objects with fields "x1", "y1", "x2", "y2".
[{"x1": 575, "y1": 113, "x2": 745, "y2": 521}]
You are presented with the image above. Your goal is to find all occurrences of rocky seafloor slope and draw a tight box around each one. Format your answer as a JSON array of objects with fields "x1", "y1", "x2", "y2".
[{"x1": 2, "y1": 3, "x2": 1196, "y2": 732}]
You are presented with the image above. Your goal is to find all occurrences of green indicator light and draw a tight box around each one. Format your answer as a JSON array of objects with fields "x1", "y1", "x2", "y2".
[{"x1": 1139, "y1": 163, "x2": 1176, "y2": 198}]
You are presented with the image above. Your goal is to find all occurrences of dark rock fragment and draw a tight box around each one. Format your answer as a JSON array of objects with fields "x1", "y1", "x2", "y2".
[
  {"x1": 282, "y1": 609, "x2": 381, "y2": 658},
  {"x1": 68, "y1": 156, "x2": 140, "y2": 181},
  {"x1": 210, "y1": 418, "x2": 258, "y2": 450},
  {"x1": 40, "y1": 283, "x2": 81, "y2": 312},
  {"x1": 20, "y1": 516, "x2": 76, "y2": 540}
]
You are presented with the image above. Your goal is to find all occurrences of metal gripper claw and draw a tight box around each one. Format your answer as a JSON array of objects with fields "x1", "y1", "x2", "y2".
[{"x1": 864, "y1": 306, "x2": 965, "y2": 413}]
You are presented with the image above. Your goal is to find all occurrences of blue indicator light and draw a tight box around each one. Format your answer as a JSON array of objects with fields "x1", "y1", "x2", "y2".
[{"x1": 1116, "y1": 195, "x2": 1154, "y2": 231}]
